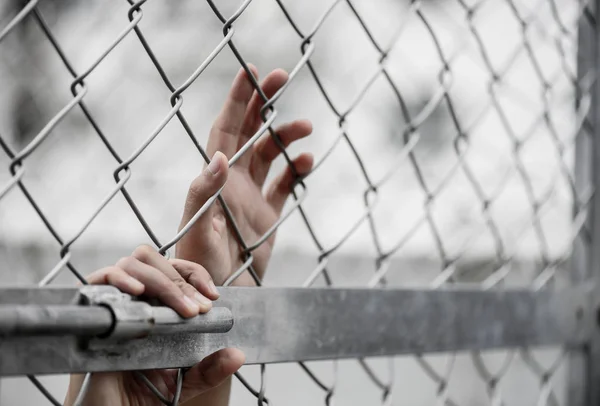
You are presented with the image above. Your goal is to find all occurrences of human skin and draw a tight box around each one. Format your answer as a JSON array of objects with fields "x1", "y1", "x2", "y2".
[{"x1": 64, "y1": 66, "x2": 313, "y2": 406}]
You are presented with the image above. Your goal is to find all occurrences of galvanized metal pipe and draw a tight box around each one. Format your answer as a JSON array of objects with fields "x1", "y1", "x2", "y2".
[
  {"x1": 0, "y1": 305, "x2": 112, "y2": 337},
  {"x1": 0, "y1": 304, "x2": 233, "y2": 338}
]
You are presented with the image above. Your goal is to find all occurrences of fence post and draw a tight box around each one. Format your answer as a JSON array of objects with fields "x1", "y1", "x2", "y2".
[{"x1": 574, "y1": 1, "x2": 600, "y2": 404}]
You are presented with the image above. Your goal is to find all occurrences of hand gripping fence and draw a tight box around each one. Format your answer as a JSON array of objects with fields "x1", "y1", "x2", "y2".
[{"x1": 0, "y1": 0, "x2": 598, "y2": 405}]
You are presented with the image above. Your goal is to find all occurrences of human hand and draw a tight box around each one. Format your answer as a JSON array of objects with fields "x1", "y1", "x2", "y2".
[
  {"x1": 176, "y1": 66, "x2": 314, "y2": 286},
  {"x1": 64, "y1": 245, "x2": 244, "y2": 406}
]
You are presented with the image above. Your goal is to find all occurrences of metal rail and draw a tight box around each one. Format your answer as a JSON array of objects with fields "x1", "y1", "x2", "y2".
[{"x1": 0, "y1": 285, "x2": 590, "y2": 376}]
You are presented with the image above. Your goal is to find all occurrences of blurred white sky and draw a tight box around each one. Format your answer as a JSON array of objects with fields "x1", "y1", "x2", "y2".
[{"x1": 0, "y1": 0, "x2": 582, "y2": 266}]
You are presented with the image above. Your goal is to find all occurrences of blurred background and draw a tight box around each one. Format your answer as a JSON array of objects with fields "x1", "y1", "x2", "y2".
[{"x1": 0, "y1": 0, "x2": 585, "y2": 404}]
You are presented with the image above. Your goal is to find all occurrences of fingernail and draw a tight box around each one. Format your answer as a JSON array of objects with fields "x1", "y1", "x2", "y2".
[
  {"x1": 207, "y1": 153, "x2": 221, "y2": 175},
  {"x1": 208, "y1": 280, "x2": 220, "y2": 297},
  {"x1": 194, "y1": 292, "x2": 213, "y2": 309},
  {"x1": 183, "y1": 295, "x2": 200, "y2": 313}
]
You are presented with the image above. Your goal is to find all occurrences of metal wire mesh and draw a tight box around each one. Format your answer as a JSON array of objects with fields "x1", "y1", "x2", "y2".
[{"x1": 0, "y1": 0, "x2": 594, "y2": 404}]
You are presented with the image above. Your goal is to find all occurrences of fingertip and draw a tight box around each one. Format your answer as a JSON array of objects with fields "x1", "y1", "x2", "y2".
[
  {"x1": 195, "y1": 277, "x2": 220, "y2": 301},
  {"x1": 181, "y1": 295, "x2": 201, "y2": 318},
  {"x1": 126, "y1": 277, "x2": 146, "y2": 296},
  {"x1": 207, "y1": 280, "x2": 220, "y2": 300},
  {"x1": 295, "y1": 152, "x2": 314, "y2": 174},
  {"x1": 193, "y1": 292, "x2": 213, "y2": 313},
  {"x1": 245, "y1": 63, "x2": 259, "y2": 80},
  {"x1": 184, "y1": 348, "x2": 246, "y2": 394},
  {"x1": 206, "y1": 151, "x2": 229, "y2": 178},
  {"x1": 297, "y1": 119, "x2": 313, "y2": 134},
  {"x1": 213, "y1": 150, "x2": 229, "y2": 168},
  {"x1": 229, "y1": 67, "x2": 256, "y2": 102},
  {"x1": 218, "y1": 348, "x2": 246, "y2": 373},
  {"x1": 216, "y1": 152, "x2": 229, "y2": 178},
  {"x1": 272, "y1": 68, "x2": 289, "y2": 83},
  {"x1": 228, "y1": 348, "x2": 246, "y2": 365}
]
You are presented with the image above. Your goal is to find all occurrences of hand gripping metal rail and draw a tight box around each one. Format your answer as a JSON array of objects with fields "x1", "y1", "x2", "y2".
[{"x1": 0, "y1": 285, "x2": 591, "y2": 376}]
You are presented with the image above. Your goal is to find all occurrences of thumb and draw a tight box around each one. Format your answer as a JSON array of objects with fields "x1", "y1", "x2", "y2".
[
  {"x1": 180, "y1": 348, "x2": 245, "y2": 401},
  {"x1": 179, "y1": 151, "x2": 229, "y2": 236}
]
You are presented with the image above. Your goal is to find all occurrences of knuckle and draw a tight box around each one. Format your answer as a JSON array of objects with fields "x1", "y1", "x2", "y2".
[
  {"x1": 103, "y1": 265, "x2": 121, "y2": 276},
  {"x1": 172, "y1": 277, "x2": 189, "y2": 291},
  {"x1": 116, "y1": 256, "x2": 135, "y2": 270},
  {"x1": 170, "y1": 259, "x2": 212, "y2": 282},
  {"x1": 156, "y1": 279, "x2": 177, "y2": 295},
  {"x1": 132, "y1": 244, "x2": 155, "y2": 262},
  {"x1": 88, "y1": 266, "x2": 129, "y2": 286},
  {"x1": 190, "y1": 272, "x2": 213, "y2": 288},
  {"x1": 86, "y1": 267, "x2": 110, "y2": 284},
  {"x1": 185, "y1": 261, "x2": 208, "y2": 276},
  {"x1": 187, "y1": 264, "x2": 210, "y2": 279}
]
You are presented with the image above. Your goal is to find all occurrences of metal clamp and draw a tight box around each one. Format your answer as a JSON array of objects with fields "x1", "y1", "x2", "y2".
[
  {"x1": 78, "y1": 285, "x2": 234, "y2": 340},
  {"x1": 78, "y1": 285, "x2": 154, "y2": 340}
]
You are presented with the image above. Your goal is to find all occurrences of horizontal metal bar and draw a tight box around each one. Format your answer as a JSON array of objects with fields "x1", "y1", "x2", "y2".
[
  {"x1": 0, "y1": 305, "x2": 112, "y2": 336},
  {"x1": 0, "y1": 305, "x2": 233, "y2": 338},
  {"x1": 0, "y1": 286, "x2": 590, "y2": 376}
]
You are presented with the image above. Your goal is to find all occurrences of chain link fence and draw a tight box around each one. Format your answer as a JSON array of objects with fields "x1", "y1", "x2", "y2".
[{"x1": 0, "y1": 0, "x2": 594, "y2": 404}]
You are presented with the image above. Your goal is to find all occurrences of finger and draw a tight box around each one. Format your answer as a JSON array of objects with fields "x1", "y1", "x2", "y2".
[
  {"x1": 181, "y1": 150, "x2": 229, "y2": 236},
  {"x1": 250, "y1": 119, "x2": 313, "y2": 187},
  {"x1": 266, "y1": 153, "x2": 314, "y2": 216},
  {"x1": 169, "y1": 258, "x2": 220, "y2": 300},
  {"x1": 239, "y1": 69, "x2": 288, "y2": 147},
  {"x1": 236, "y1": 69, "x2": 289, "y2": 168},
  {"x1": 132, "y1": 245, "x2": 213, "y2": 312},
  {"x1": 135, "y1": 370, "x2": 171, "y2": 399},
  {"x1": 207, "y1": 65, "x2": 259, "y2": 158},
  {"x1": 115, "y1": 256, "x2": 199, "y2": 318},
  {"x1": 86, "y1": 266, "x2": 145, "y2": 296},
  {"x1": 181, "y1": 348, "x2": 245, "y2": 398}
]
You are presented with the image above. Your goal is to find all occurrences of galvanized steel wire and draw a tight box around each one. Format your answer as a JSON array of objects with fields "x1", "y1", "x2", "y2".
[{"x1": 0, "y1": 0, "x2": 594, "y2": 404}]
